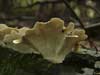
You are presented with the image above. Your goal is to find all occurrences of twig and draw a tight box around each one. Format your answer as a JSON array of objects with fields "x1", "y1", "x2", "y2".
[
  {"x1": 85, "y1": 22, "x2": 100, "y2": 28},
  {"x1": 62, "y1": 0, "x2": 99, "y2": 53}
]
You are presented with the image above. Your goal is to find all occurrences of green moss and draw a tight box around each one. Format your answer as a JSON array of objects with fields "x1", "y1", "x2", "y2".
[{"x1": 0, "y1": 46, "x2": 54, "y2": 75}]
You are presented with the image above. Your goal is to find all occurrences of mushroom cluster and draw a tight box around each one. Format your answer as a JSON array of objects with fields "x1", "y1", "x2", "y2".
[{"x1": 0, "y1": 18, "x2": 87, "y2": 63}]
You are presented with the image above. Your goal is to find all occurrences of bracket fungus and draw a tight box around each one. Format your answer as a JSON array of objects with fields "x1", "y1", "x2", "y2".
[{"x1": 0, "y1": 18, "x2": 87, "y2": 63}]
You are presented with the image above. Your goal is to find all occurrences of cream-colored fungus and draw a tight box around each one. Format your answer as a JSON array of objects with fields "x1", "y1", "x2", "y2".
[{"x1": 0, "y1": 18, "x2": 87, "y2": 63}]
